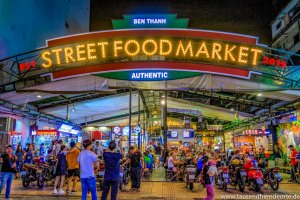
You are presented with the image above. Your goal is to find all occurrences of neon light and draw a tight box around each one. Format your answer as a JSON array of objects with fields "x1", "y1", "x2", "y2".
[{"x1": 41, "y1": 37, "x2": 264, "y2": 68}]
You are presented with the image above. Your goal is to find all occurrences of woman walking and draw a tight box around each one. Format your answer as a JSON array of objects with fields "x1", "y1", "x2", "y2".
[
  {"x1": 53, "y1": 145, "x2": 68, "y2": 195},
  {"x1": 15, "y1": 145, "x2": 24, "y2": 178}
]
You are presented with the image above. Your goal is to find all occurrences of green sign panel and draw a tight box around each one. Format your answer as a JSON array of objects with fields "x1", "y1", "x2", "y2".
[
  {"x1": 112, "y1": 14, "x2": 189, "y2": 29},
  {"x1": 95, "y1": 70, "x2": 200, "y2": 81}
]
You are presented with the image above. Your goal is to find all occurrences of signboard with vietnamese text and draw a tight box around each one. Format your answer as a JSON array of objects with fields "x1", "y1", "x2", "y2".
[{"x1": 36, "y1": 130, "x2": 58, "y2": 136}]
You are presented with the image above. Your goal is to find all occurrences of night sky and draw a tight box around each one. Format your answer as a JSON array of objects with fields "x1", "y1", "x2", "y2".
[{"x1": 90, "y1": 0, "x2": 289, "y2": 45}]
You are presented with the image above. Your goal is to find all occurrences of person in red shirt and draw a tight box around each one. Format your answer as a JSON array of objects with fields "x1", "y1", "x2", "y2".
[{"x1": 288, "y1": 145, "x2": 298, "y2": 182}]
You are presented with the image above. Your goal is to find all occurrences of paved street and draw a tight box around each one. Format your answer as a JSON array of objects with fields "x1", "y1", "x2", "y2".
[{"x1": 2, "y1": 174, "x2": 300, "y2": 200}]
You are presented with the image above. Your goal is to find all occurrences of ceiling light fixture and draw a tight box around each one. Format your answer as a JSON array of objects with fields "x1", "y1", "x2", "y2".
[
  {"x1": 257, "y1": 93, "x2": 263, "y2": 97},
  {"x1": 72, "y1": 103, "x2": 76, "y2": 112},
  {"x1": 230, "y1": 108, "x2": 234, "y2": 112},
  {"x1": 161, "y1": 100, "x2": 165, "y2": 105},
  {"x1": 36, "y1": 94, "x2": 42, "y2": 98}
]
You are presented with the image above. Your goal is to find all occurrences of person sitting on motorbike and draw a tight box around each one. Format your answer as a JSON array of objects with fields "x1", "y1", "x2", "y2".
[
  {"x1": 229, "y1": 150, "x2": 242, "y2": 170},
  {"x1": 243, "y1": 158, "x2": 254, "y2": 172},
  {"x1": 258, "y1": 158, "x2": 266, "y2": 173}
]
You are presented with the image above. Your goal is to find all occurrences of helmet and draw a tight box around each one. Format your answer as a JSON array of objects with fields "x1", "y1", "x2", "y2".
[{"x1": 232, "y1": 159, "x2": 240, "y2": 165}]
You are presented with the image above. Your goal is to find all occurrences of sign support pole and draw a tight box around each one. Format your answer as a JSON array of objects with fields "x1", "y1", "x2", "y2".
[
  {"x1": 129, "y1": 86, "x2": 132, "y2": 147},
  {"x1": 163, "y1": 81, "x2": 168, "y2": 151},
  {"x1": 138, "y1": 90, "x2": 141, "y2": 149}
]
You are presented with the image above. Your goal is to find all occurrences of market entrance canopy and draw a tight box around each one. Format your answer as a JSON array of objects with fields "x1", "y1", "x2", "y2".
[{"x1": 0, "y1": 14, "x2": 300, "y2": 92}]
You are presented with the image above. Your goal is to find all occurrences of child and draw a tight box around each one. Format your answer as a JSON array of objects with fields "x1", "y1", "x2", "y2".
[{"x1": 207, "y1": 160, "x2": 218, "y2": 185}]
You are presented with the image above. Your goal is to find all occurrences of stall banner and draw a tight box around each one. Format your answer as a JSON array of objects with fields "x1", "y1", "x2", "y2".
[
  {"x1": 37, "y1": 130, "x2": 58, "y2": 136},
  {"x1": 91, "y1": 130, "x2": 102, "y2": 140},
  {"x1": 207, "y1": 125, "x2": 223, "y2": 131}
]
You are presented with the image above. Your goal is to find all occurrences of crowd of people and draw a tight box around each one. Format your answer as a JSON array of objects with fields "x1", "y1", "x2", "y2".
[{"x1": 1, "y1": 139, "x2": 300, "y2": 200}]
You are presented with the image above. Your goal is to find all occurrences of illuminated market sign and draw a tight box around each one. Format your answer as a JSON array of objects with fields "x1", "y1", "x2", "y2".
[
  {"x1": 41, "y1": 38, "x2": 262, "y2": 68},
  {"x1": 37, "y1": 29, "x2": 289, "y2": 81}
]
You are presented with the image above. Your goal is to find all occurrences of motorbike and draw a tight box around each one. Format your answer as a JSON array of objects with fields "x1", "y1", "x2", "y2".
[
  {"x1": 215, "y1": 166, "x2": 230, "y2": 191},
  {"x1": 246, "y1": 168, "x2": 264, "y2": 192},
  {"x1": 294, "y1": 164, "x2": 300, "y2": 184},
  {"x1": 185, "y1": 164, "x2": 196, "y2": 190},
  {"x1": 21, "y1": 163, "x2": 44, "y2": 188},
  {"x1": 97, "y1": 157, "x2": 105, "y2": 190},
  {"x1": 263, "y1": 167, "x2": 282, "y2": 191},
  {"x1": 229, "y1": 165, "x2": 247, "y2": 192},
  {"x1": 38, "y1": 156, "x2": 58, "y2": 187},
  {"x1": 119, "y1": 165, "x2": 130, "y2": 191}
]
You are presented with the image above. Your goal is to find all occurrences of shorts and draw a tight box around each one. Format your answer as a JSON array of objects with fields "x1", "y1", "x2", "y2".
[{"x1": 68, "y1": 168, "x2": 80, "y2": 178}]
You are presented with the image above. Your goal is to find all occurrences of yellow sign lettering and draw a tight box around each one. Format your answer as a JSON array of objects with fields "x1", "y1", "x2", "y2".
[{"x1": 176, "y1": 40, "x2": 193, "y2": 57}]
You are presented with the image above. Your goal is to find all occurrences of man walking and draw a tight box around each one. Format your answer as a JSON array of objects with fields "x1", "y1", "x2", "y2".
[
  {"x1": 77, "y1": 139, "x2": 98, "y2": 200},
  {"x1": 101, "y1": 139, "x2": 124, "y2": 200},
  {"x1": 0, "y1": 145, "x2": 16, "y2": 200},
  {"x1": 66, "y1": 141, "x2": 80, "y2": 194},
  {"x1": 288, "y1": 145, "x2": 298, "y2": 182},
  {"x1": 125, "y1": 146, "x2": 143, "y2": 191}
]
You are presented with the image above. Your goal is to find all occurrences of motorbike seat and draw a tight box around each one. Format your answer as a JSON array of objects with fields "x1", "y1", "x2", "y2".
[{"x1": 24, "y1": 164, "x2": 38, "y2": 170}]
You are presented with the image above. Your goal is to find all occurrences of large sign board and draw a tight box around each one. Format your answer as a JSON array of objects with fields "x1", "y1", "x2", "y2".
[{"x1": 34, "y1": 28, "x2": 290, "y2": 81}]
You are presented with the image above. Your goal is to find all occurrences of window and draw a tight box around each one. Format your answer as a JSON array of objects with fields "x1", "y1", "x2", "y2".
[
  {"x1": 276, "y1": 21, "x2": 282, "y2": 30},
  {"x1": 294, "y1": 34, "x2": 300, "y2": 44}
]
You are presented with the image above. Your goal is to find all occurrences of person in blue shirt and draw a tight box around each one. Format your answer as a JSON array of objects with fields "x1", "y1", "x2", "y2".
[
  {"x1": 196, "y1": 152, "x2": 207, "y2": 177},
  {"x1": 101, "y1": 139, "x2": 124, "y2": 200}
]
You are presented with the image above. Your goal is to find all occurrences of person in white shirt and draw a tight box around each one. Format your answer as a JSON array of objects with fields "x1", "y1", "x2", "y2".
[
  {"x1": 93, "y1": 141, "x2": 103, "y2": 157},
  {"x1": 167, "y1": 152, "x2": 180, "y2": 181}
]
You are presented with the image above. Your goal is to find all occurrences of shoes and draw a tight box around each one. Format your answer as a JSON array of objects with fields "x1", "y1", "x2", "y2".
[
  {"x1": 58, "y1": 189, "x2": 65, "y2": 195},
  {"x1": 53, "y1": 189, "x2": 57, "y2": 195},
  {"x1": 136, "y1": 189, "x2": 141, "y2": 192},
  {"x1": 130, "y1": 188, "x2": 136, "y2": 191}
]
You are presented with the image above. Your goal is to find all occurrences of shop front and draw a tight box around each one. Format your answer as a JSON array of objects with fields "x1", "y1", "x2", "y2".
[
  {"x1": 34, "y1": 130, "x2": 58, "y2": 155},
  {"x1": 276, "y1": 112, "x2": 300, "y2": 165},
  {"x1": 234, "y1": 128, "x2": 272, "y2": 157},
  {"x1": 196, "y1": 130, "x2": 224, "y2": 152},
  {"x1": 167, "y1": 129, "x2": 195, "y2": 150}
]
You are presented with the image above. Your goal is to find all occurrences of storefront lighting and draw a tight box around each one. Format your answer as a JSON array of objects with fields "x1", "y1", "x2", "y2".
[{"x1": 257, "y1": 93, "x2": 263, "y2": 97}]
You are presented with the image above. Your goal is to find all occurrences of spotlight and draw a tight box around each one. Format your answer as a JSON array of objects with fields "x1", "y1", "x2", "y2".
[
  {"x1": 230, "y1": 108, "x2": 234, "y2": 112},
  {"x1": 161, "y1": 100, "x2": 165, "y2": 105},
  {"x1": 257, "y1": 93, "x2": 263, "y2": 97},
  {"x1": 36, "y1": 94, "x2": 42, "y2": 98}
]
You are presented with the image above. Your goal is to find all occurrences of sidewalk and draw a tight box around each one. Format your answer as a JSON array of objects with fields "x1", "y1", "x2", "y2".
[{"x1": 5, "y1": 179, "x2": 299, "y2": 200}]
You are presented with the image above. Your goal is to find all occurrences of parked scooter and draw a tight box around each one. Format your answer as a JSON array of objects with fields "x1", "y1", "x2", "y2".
[
  {"x1": 263, "y1": 167, "x2": 282, "y2": 191},
  {"x1": 38, "y1": 156, "x2": 58, "y2": 187},
  {"x1": 119, "y1": 165, "x2": 130, "y2": 190},
  {"x1": 246, "y1": 168, "x2": 264, "y2": 192},
  {"x1": 294, "y1": 164, "x2": 300, "y2": 184},
  {"x1": 229, "y1": 165, "x2": 247, "y2": 192},
  {"x1": 216, "y1": 166, "x2": 230, "y2": 191},
  {"x1": 97, "y1": 157, "x2": 105, "y2": 190},
  {"x1": 21, "y1": 157, "x2": 45, "y2": 188},
  {"x1": 185, "y1": 164, "x2": 196, "y2": 190},
  {"x1": 21, "y1": 163, "x2": 43, "y2": 188}
]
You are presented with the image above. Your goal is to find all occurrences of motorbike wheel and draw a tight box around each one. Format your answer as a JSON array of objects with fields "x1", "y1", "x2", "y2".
[
  {"x1": 99, "y1": 180, "x2": 103, "y2": 190},
  {"x1": 269, "y1": 174, "x2": 279, "y2": 191},
  {"x1": 295, "y1": 174, "x2": 300, "y2": 184},
  {"x1": 222, "y1": 182, "x2": 227, "y2": 191},
  {"x1": 37, "y1": 175, "x2": 45, "y2": 188},
  {"x1": 22, "y1": 176, "x2": 30, "y2": 188},
  {"x1": 238, "y1": 180, "x2": 245, "y2": 192},
  {"x1": 254, "y1": 183, "x2": 262, "y2": 192},
  {"x1": 189, "y1": 182, "x2": 193, "y2": 191}
]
